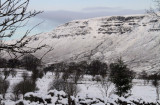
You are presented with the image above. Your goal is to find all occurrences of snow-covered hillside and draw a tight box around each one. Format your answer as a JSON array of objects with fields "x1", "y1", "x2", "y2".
[{"x1": 25, "y1": 14, "x2": 160, "y2": 73}]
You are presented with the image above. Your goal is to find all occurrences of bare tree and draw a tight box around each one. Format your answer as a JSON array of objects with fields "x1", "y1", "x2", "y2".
[
  {"x1": 139, "y1": 71, "x2": 148, "y2": 85},
  {"x1": 147, "y1": 0, "x2": 160, "y2": 27},
  {"x1": 0, "y1": 0, "x2": 45, "y2": 55},
  {"x1": 10, "y1": 69, "x2": 17, "y2": 77},
  {"x1": 62, "y1": 70, "x2": 70, "y2": 82},
  {"x1": 0, "y1": 76, "x2": 10, "y2": 99},
  {"x1": 12, "y1": 83, "x2": 20, "y2": 101},
  {"x1": 66, "y1": 82, "x2": 80, "y2": 105},
  {"x1": 0, "y1": 57, "x2": 7, "y2": 68},
  {"x1": 98, "y1": 76, "x2": 114, "y2": 104},
  {"x1": 22, "y1": 71, "x2": 29, "y2": 81},
  {"x1": 88, "y1": 60, "x2": 108, "y2": 77},
  {"x1": 8, "y1": 58, "x2": 20, "y2": 69},
  {"x1": 147, "y1": 0, "x2": 160, "y2": 15},
  {"x1": 21, "y1": 54, "x2": 41, "y2": 71},
  {"x1": 3, "y1": 68, "x2": 10, "y2": 80},
  {"x1": 152, "y1": 73, "x2": 160, "y2": 101}
]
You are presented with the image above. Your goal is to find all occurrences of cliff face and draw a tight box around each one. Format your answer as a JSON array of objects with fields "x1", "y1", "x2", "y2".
[{"x1": 26, "y1": 14, "x2": 160, "y2": 73}]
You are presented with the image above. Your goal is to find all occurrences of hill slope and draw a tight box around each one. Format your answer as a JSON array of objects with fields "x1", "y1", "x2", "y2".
[{"x1": 26, "y1": 14, "x2": 160, "y2": 73}]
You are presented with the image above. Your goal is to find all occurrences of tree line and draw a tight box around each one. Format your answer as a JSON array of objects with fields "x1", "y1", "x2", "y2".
[{"x1": 0, "y1": 54, "x2": 135, "y2": 103}]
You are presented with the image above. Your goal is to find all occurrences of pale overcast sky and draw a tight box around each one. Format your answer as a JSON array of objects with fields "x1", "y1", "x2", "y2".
[{"x1": 29, "y1": 0, "x2": 151, "y2": 11}]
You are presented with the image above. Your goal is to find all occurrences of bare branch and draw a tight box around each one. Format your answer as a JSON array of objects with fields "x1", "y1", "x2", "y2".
[{"x1": 0, "y1": 0, "x2": 45, "y2": 56}]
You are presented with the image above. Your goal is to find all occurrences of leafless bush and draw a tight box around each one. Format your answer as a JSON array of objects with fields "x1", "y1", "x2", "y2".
[
  {"x1": 3, "y1": 68, "x2": 10, "y2": 80},
  {"x1": 49, "y1": 79, "x2": 80, "y2": 97},
  {"x1": 0, "y1": 76, "x2": 10, "y2": 99},
  {"x1": 49, "y1": 78, "x2": 80, "y2": 105},
  {"x1": 12, "y1": 79, "x2": 38, "y2": 99},
  {"x1": 10, "y1": 69, "x2": 17, "y2": 78}
]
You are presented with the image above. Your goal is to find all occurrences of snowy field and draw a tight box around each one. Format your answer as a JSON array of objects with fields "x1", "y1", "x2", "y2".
[{"x1": 1, "y1": 69, "x2": 157, "y2": 105}]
